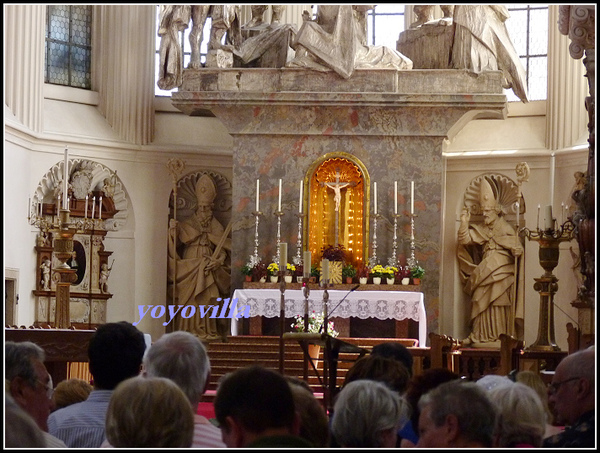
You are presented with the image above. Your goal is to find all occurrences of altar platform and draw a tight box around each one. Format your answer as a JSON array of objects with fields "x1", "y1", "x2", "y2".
[{"x1": 232, "y1": 284, "x2": 426, "y2": 346}]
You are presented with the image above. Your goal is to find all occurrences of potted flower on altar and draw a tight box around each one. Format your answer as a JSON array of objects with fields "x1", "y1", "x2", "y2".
[
  {"x1": 293, "y1": 264, "x2": 304, "y2": 283},
  {"x1": 410, "y1": 265, "x2": 425, "y2": 285},
  {"x1": 267, "y1": 262, "x2": 279, "y2": 283},
  {"x1": 252, "y1": 261, "x2": 268, "y2": 283},
  {"x1": 310, "y1": 264, "x2": 320, "y2": 283},
  {"x1": 291, "y1": 312, "x2": 339, "y2": 338},
  {"x1": 284, "y1": 263, "x2": 296, "y2": 283},
  {"x1": 342, "y1": 264, "x2": 357, "y2": 284},
  {"x1": 370, "y1": 264, "x2": 387, "y2": 284},
  {"x1": 396, "y1": 266, "x2": 411, "y2": 285},
  {"x1": 241, "y1": 262, "x2": 253, "y2": 282},
  {"x1": 384, "y1": 265, "x2": 398, "y2": 284},
  {"x1": 357, "y1": 266, "x2": 369, "y2": 285}
]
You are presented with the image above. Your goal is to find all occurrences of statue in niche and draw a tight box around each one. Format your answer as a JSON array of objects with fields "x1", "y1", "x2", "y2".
[
  {"x1": 457, "y1": 176, "x2": 524, "y2": 347},
  {"x1": 41, "y1": 259, "x2": 51, "y2": 290},
  {"x1": 288, "y1": 5, "x2": 412, "y2": 79},
  {"x1": 157, "y1": 5, "x2": 191, "y2": 90},
  {"x1": 168, "y1": 174, "x2": 231, "y2": 341},
  {"x1": 99, "y1": 262, "x2": 112, "y2": 294}
]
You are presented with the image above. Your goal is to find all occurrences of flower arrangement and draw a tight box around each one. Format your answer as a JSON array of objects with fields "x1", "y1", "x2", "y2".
[
  {"x1": 395, "y1": 266, "x2": 411, "y2": 280},
  {"x1": 252, "y1": 262, "x2": 268, "y2": 281},
  {"x1": 370, "y1": 264, "x2": 388, "y2": 279},
  {"x1": 286, "y1": 263, "x2": 296, "y2": 275},
  {"x1": 321, "y1": 243, "x2": 346, "y2": 262},
  {"x1": 291, "y1": 312, "x2": 339, "y2": 338},
  {"x1": 293, "y1": 264, "x2": 304, "y2": 277},
  {"x1": 267, "y1": 262, "x2": 279, "y2": 277},
  {"x1": 410, "y1": 265, "x2": 425, "y2": 279},
  {"x1": 241, "y1": 262, "x2": 253, "y2": 277},
  {"x1": 384, "y1": 266, "x2": 398, "y2": 279},
  {"x1": 342, "y1": 264, "x2": 357, "y2": 279},
  {"x1": 357, "y1": 266, "x2": 370, "y2": 278},
  {"x1": 310, "y1": 264, "x2": 320, "y2": 280}
]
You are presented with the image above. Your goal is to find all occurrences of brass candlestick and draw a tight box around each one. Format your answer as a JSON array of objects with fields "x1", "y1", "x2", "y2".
[
  {"x1": 521, "y1": 218, "x2": 575, "y2": 351},
  {"x1": 52, "y1": 209, "x2": 78, "y2": 329}
]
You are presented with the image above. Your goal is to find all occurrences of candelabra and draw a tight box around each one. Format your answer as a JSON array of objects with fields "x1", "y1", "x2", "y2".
[
  {"x1": 273, "y1": 210, "x2": 284, "y2": 264},
  {"x1": 388, "y1": 213, "x2": 402, "y2": 266},
  {"x1": 294, "y1": 212, "x2": 306, "y2": 265},
  {"x1": 369, "y1": 213, "x2": 381, "y2": 266},
  {"x1": 407, "y1": 213, "x2": 417, "y2": 268},
  {"x1": 520, "y1": 218, "x2": 575, "y2": 351},
  {"x1": 249, "y1": 210, "x2": 263, "y2": 266}
]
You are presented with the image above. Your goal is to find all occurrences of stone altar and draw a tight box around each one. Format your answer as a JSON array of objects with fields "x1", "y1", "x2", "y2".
[{"x1": 171, "y1": 67, "x2": 508, "y2": 338}]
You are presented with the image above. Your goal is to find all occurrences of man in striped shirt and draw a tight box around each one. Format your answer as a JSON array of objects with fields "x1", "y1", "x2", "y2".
[
  {"x1": 142, "y1": 331, "x2": 226, "y2": 448},
  {"x1": 48, "y1": 322, "x2": 146, "y2": 448}
]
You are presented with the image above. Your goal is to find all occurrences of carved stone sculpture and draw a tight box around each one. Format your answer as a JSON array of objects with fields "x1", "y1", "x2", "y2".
[{"x1": 457, "y1": 176, "x2": 525, "y2": 347}]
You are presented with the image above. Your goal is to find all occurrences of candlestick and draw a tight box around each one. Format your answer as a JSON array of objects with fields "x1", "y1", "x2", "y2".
[
  {"x1": 279, "y1": 242, "x2": 287, "y2": 273},
  {"x1": 394, "y1": 181, "x2": 398, "y2": 214},
  {"x1": 278, "y1": 179, "x2": 282, "y2": 211},
  {"x1": 544, "y1": 205, "x2": 553, "y2": 230},
  {"x1": 28, "y1": 197, "x2": 31, "y2": 220},
  {"x1": 298, "y1": 179, "x2": 303, "y2": 213},
  {"x1": 99, "y1": 196, "x2": 103, "y2": 219},
  {"x1": 63, "y1": 147, "x2": 69, "y2": 210},
  {"x1": 85, "y1": 194, "x2": 88, "y2": 219},
  {"x1": 537, "y1": 204, "x2": 540, "y2": 230},
  {"x1": 303, "y1": 251, "x2": 311, "y2": 278},
  {"x1": 549, "y1": 152, "x2": 555, "y2": 207},
  {"x1": 411, "y1": 181, "x2": 415, "y2": 215},
  {"x1": 256, "y1": 179, "x2": 260, "y2": 212},
  {"x1": 373, "y1": 182, "x2": 377, "y2": 214},
  {"x1": 91, "y1": 196, "x2": 96, "y2": 220}
]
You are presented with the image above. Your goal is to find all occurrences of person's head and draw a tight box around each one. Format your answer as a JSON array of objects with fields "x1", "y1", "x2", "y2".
[
  {"x1": 343, "y1": 354, "x2": 410, "y2": 395},
  {"x1": 5, "y1": 341, "x2": 54, "y2": 431},
  {"x1": 143, "y1": 331, "x2": 211, "y2": 408},
  {"x1": 52, "y1": 378, "x2": 93, "y2": 410},
  {"x1": 479, "y1": 178, "x2": 501, "y2": 225},
  {"x1": 105, "y1": 376, "x2": 194, "y2": 447},
  {"x1": 475, "y1": 374, "x2": 514, "y2": 392},
  {"x1": 488, "y1": 382, "x2": 546, "y2": 447},
  {"x1": 371, "y1": 342, "x2": 414, "y2": 377},
  {"x1": 286, "y1": 377, "x2": 329, "y2": 447},
  {"x1": 5, "y1": 393, "x2": 46, "y2": 448},
  {"x1": 548, "y1": 348, "x2": 595, "y2": 426},
  {"x1": 88, "y1": 321, "x2": 146, "y2": 390},
  {"x1": 515, "y1": 370, "x2": 555, "y2": 425},
  {"x1": 331, "y1": 379, "x2": 409, "y2": 448},
  {"x1": 416, "y1": 380, "x2": 497, "y2": 448},
  {"x1": 404, "y1": 367, "x2": 460, "y2": 434},
  {"x1": 214, "y1": 366, "x2": 299, "y2": 447}
]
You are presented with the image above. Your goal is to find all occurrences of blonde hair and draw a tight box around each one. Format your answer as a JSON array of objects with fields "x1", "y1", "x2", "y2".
[
  {"x1": 515, "y1": 370, "x2": 555, "y2": 425},
  {"x1": 52, "y1": 378, "x2": 93, "y2": 410},
  {"x1": 105, "y1": 376, "x2": 194, "y2": 447}
]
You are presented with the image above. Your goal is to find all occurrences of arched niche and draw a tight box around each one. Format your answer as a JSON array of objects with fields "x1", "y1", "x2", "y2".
[{"x1": 304, "y1": 153, "x2": 370, "y2": 268}]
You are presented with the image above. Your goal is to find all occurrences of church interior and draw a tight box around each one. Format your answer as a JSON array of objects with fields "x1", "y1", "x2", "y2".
[{"x1": 4, "y1": 4, "x2": 595, "y2": 387}]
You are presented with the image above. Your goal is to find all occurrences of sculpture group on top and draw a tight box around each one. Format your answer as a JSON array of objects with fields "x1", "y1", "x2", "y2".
[{"x1": 158, "y1": 4, "x2": 529, "y2": 102}]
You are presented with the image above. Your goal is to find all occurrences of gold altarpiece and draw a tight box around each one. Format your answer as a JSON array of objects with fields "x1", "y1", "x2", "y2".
[{"x1": 306, "y1": 154, "x2": 368, "y2": 268}]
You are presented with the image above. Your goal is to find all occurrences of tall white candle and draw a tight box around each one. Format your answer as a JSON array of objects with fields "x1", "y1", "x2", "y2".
[
  {"x1": 28, "y1": 197, "x2": 31, "y2": 219},
  {"x1": 278, "y1": 179, "x2": 282, "y2": 211},
  {"x1": 394, "y1": 181, "x2": 398, "y2": 214},
  {"x1": 91, "y1": 196, "x2": 96, "y2": 219},
  {"x1": 373, "y1": 182, "x2": 377, "y2": 214},
  {"x1": 544, "y1": 205, "x2": 553, "y2": 230},
  {"x1": 99, "y1": 196, "x2": 103, "y2": 219},
  {"x1": 279, "y1": 242, "x2": 287, "y2": 272},
  {"x1": 39, "y1": 199, "x2": 43, "y2": 217},
  {"x1": 63, "y1": 147, "x2": 69, "y2": 209},
  {"x1": 298, "y1": 179, "x2": 303, "y2": 213},
  {"x1": 537, "y1": 204, "x2": 540, "y2": 230},
  {"x1": 256, "y1": 179, "x2": 260, "y2": 212},
  {"x1": 322, "y1": 258, "x2": 329, "y2": 281},
  {"x1": 549, "y1": 152, "x2": 556, "y2": 207},
  {"x1": 303, "y1": 251, "x2": 311, "y2": 278},
  {"x1": 411, "y1": 181, "x2": 415, "y2": 215},
  {"x1": 85, "y1": 194, "x2": 88, "y2": 219}
]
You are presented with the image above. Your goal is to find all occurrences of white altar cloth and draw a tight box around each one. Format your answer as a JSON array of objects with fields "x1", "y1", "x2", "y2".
[{"x1": 231, "y1": 289, "x2": 426, "y2": 346}]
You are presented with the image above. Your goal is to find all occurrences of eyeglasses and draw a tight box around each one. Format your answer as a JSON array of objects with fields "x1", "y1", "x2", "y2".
[
  {"x1": 548, "y1": 377, "x2": 580, "y2": 394},
  {"x1": 36, "y1": 379, "x2": 54, "y2": 399}
]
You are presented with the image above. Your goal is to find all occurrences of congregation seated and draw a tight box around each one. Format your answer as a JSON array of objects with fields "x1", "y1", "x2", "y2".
[
  {"x1": 5, "y1": 394, "x2": 46, "y2": 448},
  {"x1": 48, "y1": 322, "x2": 147, "y2": 448},
  {"x1": 330, "y1": 379, "x2": 410, "y2": 448},
  {"x1": 370, "y1": 341, "x2": 414, "y2": 377},
  {"x1": 285, "y1": 376, "x2": 330, "y2": 447},
  {"x1": 52, "y1": 378, "x2": 93, "y2": 411},
  {"x1": 105, "y1": 376, "x2": 194, "y2": 447},
  {"x1": 213, "y1": 365, "x2": 313, "y2": 447}
]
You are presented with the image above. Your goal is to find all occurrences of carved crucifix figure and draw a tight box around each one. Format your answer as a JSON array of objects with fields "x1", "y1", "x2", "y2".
[{"x1": 321, "y1": 169, "x2": 357, "y2": 244}]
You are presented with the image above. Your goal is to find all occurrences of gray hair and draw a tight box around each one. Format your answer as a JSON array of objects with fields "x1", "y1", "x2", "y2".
[
  {"x1": 488, "y1": 382, "x2": 546, "y2": 447},
  {"x1": 5, "y1": 341, "x2": 46, "y2": 387},
  {"x1": 331, "y1": 379, "x2": 409, "y2": 447},
  {"x1": 418, "y1": 380, "x2": 496, "y2": 447},
  {"x1": 143, "y1": 331, "x2": 210, "y2": 406}
]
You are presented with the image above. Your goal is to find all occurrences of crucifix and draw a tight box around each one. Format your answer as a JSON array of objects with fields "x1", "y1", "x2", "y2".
[{"x1": 321, "y1": 169, "x2": 357, "y2": 245}]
